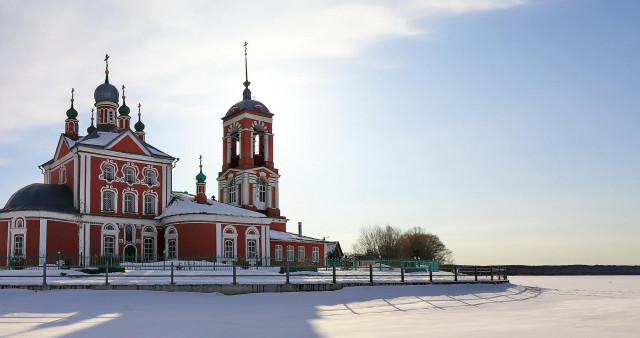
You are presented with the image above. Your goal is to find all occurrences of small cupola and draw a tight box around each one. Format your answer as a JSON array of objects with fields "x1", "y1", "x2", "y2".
[
  {"x1": 117, "y1": 85, "x2": 131, "y2": 132},
  {"x1": 134, "y1": 103, "x2": 146, "y2": 141},
  {"x1": 94, "y1": 54, "x2": 119, "y2": 127},
  {"x1": 195, "y1": 155, "x2": 207, "y2": 204},
  {"x1": 64, "y1": 88, "x2": 79, "y2": 140},
  {"x1": 87, "y1": 108, "x2": 96, "y2": 134}
]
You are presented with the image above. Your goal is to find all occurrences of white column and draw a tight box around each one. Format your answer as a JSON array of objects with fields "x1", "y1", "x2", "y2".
[
  {"x1": 265, "y1": 225, "x2": 271, "y2": 265},
  {"x1": 39, "y1": 219, "x2": 47, "y2": 265},
  {"x1": 275, "y1": 180, "x2": 280, "y2": 209},
  {"x1": 242, "y1": 172, "x2": 249, "y2": 205},
  {"x1": 84, "y1": 224, "x2": 91, "y2": 266},
  {"x1": 266, "y1": 185, "x2": 273, "y2": 208},
  {"x1": 215, "y1": 223, "x2": 222, "y2": 261},
  {"x1": 250, "y1": 133, "x2": 254, "y2": 159},
  {"x1": 74, "y1": 157, "x2": 79, "y2": 209},
  {"x1": 226, "y1": 138, "x2": 231, "y2": 163},
  {"x1": 162, "y1": 166, "x2": 167, "y2": 209},
  {"x1": 85, "y1": 155, "x2": 92, "y2": 213},
  {"x1": 264, "y1": 134, "x2": 269, "y2": 162}
]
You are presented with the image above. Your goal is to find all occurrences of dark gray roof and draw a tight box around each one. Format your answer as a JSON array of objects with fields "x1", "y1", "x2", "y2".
[
  {"x1": 0, "y1": 183, "x2": 78, "y2": 214},
  {"x1": 94, "y1": 82, "x2": 119, "y2": 104},
  {"x1": 225, "y1": 99, "x2": 273, "y2": 118}
]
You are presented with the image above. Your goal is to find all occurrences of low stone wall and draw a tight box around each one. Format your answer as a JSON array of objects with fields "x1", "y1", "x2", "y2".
[{"x1": 0, "y1": 280, "x2": 508, "y2": 295}]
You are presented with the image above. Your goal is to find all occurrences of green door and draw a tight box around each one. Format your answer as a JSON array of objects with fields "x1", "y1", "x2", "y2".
[{"x1": 124, "y1": 245, "x2": 136, "y2": 262}]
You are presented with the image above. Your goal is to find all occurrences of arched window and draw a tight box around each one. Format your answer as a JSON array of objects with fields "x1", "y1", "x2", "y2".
[
  {"x1": 287, "y1": 245, "x2": 294, "y2": 262},
  {"x1": 104, "y1": 237, "x2": 115, "y2": 255},
  {"x1": 103, "y1": 191, "x2": 115, "y2": 211},
  {"x1": 145, "y1": 171, "x2": 156, "y2": 185},
  {"x1": 144, "y1": 195, "x2": 156, "y2": 214},
  {"x1": 256, "y1": 178, "x2": 266, "y2": 203},
  {"x1": 125, "y1": 168, "x2": 135, "y2": 183},
  {"x1": 312, "y1": 247, "x2": 320, "y2": 262},
  {"x1": 104, "y1": 224, "x2": 116, "y2": 231},
  {"x1": 168, "y1": 240, "x2": 177, "y2": 258},
  {"x1": 59, "y1": 166, "x2": 67, "y2": 184},
  {"x1": 275, "y1": 245, "x2": 283, "y2": 261},
  {"x1": 143, "y1": 238, "x2": 154, "y2": 260},
  {"x1": 229, "y1": 178, "x2": 237, "y2": 204},
  {"x1": 247, "y1": 240, "x2": 257, "y2": 258},
  {"x1": 298, "y1": 246, "x2": 305, "y2": 262},
  {"x1": 15, "y1": 219, "x2": 24, "y2": 228},
  {"x1": 224, "y1": 240, "x2": 234, "y2": 258},
  {"x1": 124, "y1": 194, "x2": 136, "y2": 213},
  {"x1": 13, "y1": 236, "x2": 24, "y2": 256},
  {"x1": 103, "y1": 165, "x2": 114, "y2": 180}
]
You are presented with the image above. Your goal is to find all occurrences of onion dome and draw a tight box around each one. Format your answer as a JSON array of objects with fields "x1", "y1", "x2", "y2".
[
  {"x1": 66, "y1": 88, "x2": 78, "y2": 119},
  {"x1": 118, "y1": 85, "x2": 130, "y2": 116},
  {"x1": 196, "y1": 155, "x2": 207, "y2": 182},
  {"x1": 134, "y1": 103, "x2": 145, "y2": 132},
  {"x1": 94, "y1": 54, "x2": 119, "y2": 103},
  {"x1": 87, "y1": 109, "x2": 96, "y2": 134}
]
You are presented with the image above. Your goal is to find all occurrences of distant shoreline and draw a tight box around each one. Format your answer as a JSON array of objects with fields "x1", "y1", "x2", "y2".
[{"x1": 505, "y1": 265, "x2": 640, "y2": 275}]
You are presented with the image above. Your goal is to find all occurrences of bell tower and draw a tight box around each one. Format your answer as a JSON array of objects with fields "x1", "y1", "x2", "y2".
[{"x1": 218, "y1": 42, "x2": 282, "y2": 219}]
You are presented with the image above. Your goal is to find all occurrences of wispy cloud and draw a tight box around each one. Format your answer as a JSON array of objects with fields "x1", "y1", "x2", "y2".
[{"x1": 0, "y1": 0, "x2": 526, "y2": 140}]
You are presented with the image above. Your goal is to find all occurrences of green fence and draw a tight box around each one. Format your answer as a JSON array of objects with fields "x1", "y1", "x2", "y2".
[{"x1": 1, "y1": 255, "x2": 439, "y2": 272}]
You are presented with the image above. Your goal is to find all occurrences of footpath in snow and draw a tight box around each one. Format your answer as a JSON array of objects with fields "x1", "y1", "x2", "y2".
[{"x1": 0, "y1": 275, "x2": 638, "y2": 337}]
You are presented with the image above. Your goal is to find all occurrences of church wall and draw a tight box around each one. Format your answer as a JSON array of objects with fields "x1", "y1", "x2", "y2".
[
  {"x1": 89, "y1": 155, "x2": 165, "y2": 217},
  {"x1": 0, "y1": 220, "x2": 8, "y2": 257},
  {"x1": 25, "y1": 219, "x2": 40, "y2": 257},
  {"x1": 46, "y1": 220, "x2": 79, "y2": 257},
  {"x1": 89, "y1": 224, "x2": 102, "y2": 256},
  {"x1": 173, "y1": 223, "x2": 216, "y2": 257}
]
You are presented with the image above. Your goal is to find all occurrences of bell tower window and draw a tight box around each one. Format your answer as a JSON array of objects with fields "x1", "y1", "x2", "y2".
[{"x1": 228, "y1": 178, "x2": 237, "y2": 204}]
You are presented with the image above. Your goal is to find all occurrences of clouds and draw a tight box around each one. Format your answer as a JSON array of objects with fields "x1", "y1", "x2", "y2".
[{"x1": 0, "y1": 0, "x2": 525, "y2": 138}]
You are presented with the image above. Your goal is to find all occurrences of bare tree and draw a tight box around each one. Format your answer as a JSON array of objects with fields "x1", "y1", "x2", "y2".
[
  {"x1": 353, "y1": 224, "x2": 402, "y2": 258},
  {"x1": 398, "y1": 227, "x2": 452, "y2": 263},
  {"x1": 353, "y1": 225, "x2": 452, "y2": 263}
]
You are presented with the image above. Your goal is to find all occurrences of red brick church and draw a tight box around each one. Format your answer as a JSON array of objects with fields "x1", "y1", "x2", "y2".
[{"x1": 0, "y1": 52, "x2": 341, "y2": 266}]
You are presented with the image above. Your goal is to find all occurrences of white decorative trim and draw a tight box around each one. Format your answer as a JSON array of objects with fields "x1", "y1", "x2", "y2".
[
  {"x1": 100, "y1": 223, "x2": 119, "y2": 256},
  {"x1": 142, "y1": 190, "x2": 159, "y2": 215},
  {"x1": 222, "y1": 225, "x2": 238, "y2": 259},
  {"x1": 122, "y1": 187, "x2": 139, "y2": 214},
  {"x1": 121, "y1": 162, "x2": 140, "y2": 186},
  {"x1": 100, "y1": 185, "x2": 118, "y2": 213},
  {"x1": 165, "y1": 226, "x2": 178, "y2": 259},
  {"x1": 141, "y1": 226, "x2": 158, "y2": 260},
  {"x1": 59, "y1": 166, "x2": 67, "y2": 185},
  {"x1": 142, "y1": 165, "x2": 160, "y2": 188},
  {"x1": 39, "y1": 219, "x2": 47, "y2": 264},
  {"x1": 98, "y1": 159, "x2": 118, "y2": 182}
]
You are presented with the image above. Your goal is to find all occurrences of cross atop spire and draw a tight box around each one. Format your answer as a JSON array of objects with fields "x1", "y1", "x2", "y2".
[
  {"x1": 104, "y1": 54, "x2": 111, "y2": 83},
  {"x1": 122, "y1": 85, "x2": 126, "y2": 99},
  {"x1": 71, "y1": 88, "x2": 75, "y2": 103},
  {"x1": 199, "y1": 155, "x2": 203, "y2": 169},
  {"x1": 242, "y1": 41, "x2": 252, "y2": 100},
  {"x1": 138, "y1": 103, "x2": 141, "y2": 116}
]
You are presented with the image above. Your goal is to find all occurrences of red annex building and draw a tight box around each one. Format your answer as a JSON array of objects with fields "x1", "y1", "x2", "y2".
[{"x1": 0, "y1": 54, "x2": 341, "y2": 266}]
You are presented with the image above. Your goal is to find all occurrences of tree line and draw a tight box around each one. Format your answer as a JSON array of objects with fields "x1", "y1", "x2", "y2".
[{"x1": 352, "y1": 225, "x2": 452, "y2": 263}]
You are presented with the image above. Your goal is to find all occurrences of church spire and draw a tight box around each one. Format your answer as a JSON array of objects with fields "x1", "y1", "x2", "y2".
[
  {"x1": 134, "y1": 103, "x2": 146, "y2": 141},
  {"x1": 195, "y1": 155, "x2": 207, "y2": 204},
  {"x1": 65, "y1": 88, "x2": 78, "y2": 119},
  {"x1": 242, "y1": 41, "x2": 251, "y2": 100}
]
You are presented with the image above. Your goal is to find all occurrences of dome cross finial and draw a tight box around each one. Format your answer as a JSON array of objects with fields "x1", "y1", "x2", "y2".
[
  {"x1": 199, "y1": 155, "x2": 203, "y2": 169},
  {"x1": 122, "y1": 85, "x2": 126, "y2": 99},
  {"x1": 71, "y1": 88, "x2": 74, "y2": 103},
  {"x1": 104, "y1": 54, "x2": 111, "y2": 83},
  {"x1": 242, "y1": 41, "x2": 252, "y2": 100}
]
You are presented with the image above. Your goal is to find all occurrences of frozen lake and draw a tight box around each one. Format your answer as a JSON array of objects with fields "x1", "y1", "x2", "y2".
[{"x1": 0, "y1": 275, "x2": 638, "y2": 337}]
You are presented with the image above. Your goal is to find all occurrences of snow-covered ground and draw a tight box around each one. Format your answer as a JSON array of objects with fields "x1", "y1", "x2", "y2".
[{"x1": 0, "y1": 275, "x2": 638, "y2": 337}]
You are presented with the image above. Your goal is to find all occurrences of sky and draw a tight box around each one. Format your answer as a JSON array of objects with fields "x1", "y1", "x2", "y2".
[{"x1": 0, "y1": 0, "x2": 638, "y2": 265}]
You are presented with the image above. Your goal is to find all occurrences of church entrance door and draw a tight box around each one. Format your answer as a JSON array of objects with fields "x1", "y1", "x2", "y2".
[{"x1": 124, "y1": 245, "x2": 137, "y2": 262}]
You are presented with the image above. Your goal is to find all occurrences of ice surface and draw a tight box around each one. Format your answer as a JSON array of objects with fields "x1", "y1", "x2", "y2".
[{"x1": 0, "y1": 276, "x2": 638, "y2": 337}]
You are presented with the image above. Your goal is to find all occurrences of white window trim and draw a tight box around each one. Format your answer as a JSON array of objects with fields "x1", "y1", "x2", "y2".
[
  {"x1": 312, "y1": 247, "x2": 320, "y2": 262},
  {"x1": 101, "y1": 223, "x2": 119, "y2": 256},
  {"x1": 100, "y1": 185, "x2": 118, "y2": 213},
  {"x1": 164, "y1": 226, "x2": 178, "y2": 259},
  {"x1": 228, "y1": 177, "x2": 238, "y2": 205},
  {"x1": 122, "y1": 188, "x2": 139, "y2": 214},
  {"x1": 286, "y1": 245, "x2": 294, "y2": 262},
  {"x1": 99, "y1": 160, "x2": 118, "y2": 182},
  {"x1": 59, "y1": 166, "x2": 67, "y2": 185},
  {"x1": 142, "y1": 165, "x2": 160, "y2": 187},
  {"x1": 141, "y1": 226, "x2": 157, "y2": 261},
  {"x1": 275, "y1": 244, "x2": 283, "y2": 261},
  {"x1": 142, "y1": 190, "x2": 159, "y2": 215},
  {"x1": 298, "y1": 246, "x2": 305, "y2": 262},
  {"x1": 222, "y1": 225, "x2": 238, "y2": 260},
  {"x1": 245, "y1": 226, "x2": 260, "y2": 259},
  {"x1": 121, "y1": 162, "x2": 140, "y2": 186}
]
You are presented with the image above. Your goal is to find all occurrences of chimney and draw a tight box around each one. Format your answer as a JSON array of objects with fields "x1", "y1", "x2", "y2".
[{"x1": 298, "y1": 222, "x2": 302, "y2": 237}]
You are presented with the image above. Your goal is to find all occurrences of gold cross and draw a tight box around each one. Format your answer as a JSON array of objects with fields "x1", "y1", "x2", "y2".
[{"x1": 104, "y1": 54, "x2": 110, "y2": 70}]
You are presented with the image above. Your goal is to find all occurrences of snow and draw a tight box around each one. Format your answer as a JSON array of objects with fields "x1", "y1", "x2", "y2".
[
  {"x1": 77, "y1": 132, "x2": 119, "y2": 146},
  {"x1": 158, "y1": 193, "x2": 266, "y2": 218},
  {"x1": 0, "y1": 276, "x2": 638, "y2": 337},
  {"x1": 270, "y1": 230, "x2": 327, "y2": 242}
]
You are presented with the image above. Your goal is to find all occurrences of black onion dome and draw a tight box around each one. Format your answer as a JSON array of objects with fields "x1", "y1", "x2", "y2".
[
  {"x1": 94, "y1": 83, "x2": 119, "y2": 103},
  {"x1": 0, "y1": 183, "x2": 78, "y2": 213},
  {"x1": 225, "y1": 99, "x2": 272, "y2": 118}
]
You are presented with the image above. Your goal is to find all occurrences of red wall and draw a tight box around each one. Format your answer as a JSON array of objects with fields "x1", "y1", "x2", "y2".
[
  {"x1": 46, "y1": 220, "x2": 78, "y2": 257},
  {"x1": 25, "y1": 220, "x2": 40, "y2": 257},
  {"x1": 270, "y1": 240, "x2": 324, "y2": 263},
  {"x1": 89, "y1": 155, "x2": 164, "y2": 217},
  {"x1": 0, "y1": 220, "x2": 8, "y2": 256},
  {"x1": 90, "y1": 224, "x2": 102, "y2": 256},
  {"x1": 174, "y1": 223, "x2": 216, "y2": 257}
]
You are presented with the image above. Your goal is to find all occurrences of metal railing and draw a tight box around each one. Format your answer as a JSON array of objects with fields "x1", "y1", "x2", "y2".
[{"x1": 0, "y1": 256, "x2": 506, "y2": 286}]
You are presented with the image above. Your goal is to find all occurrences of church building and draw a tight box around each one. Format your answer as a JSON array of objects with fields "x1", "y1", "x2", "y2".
[{"x1": 0, "y1": 51, "x2": 341, "y2": 266}]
